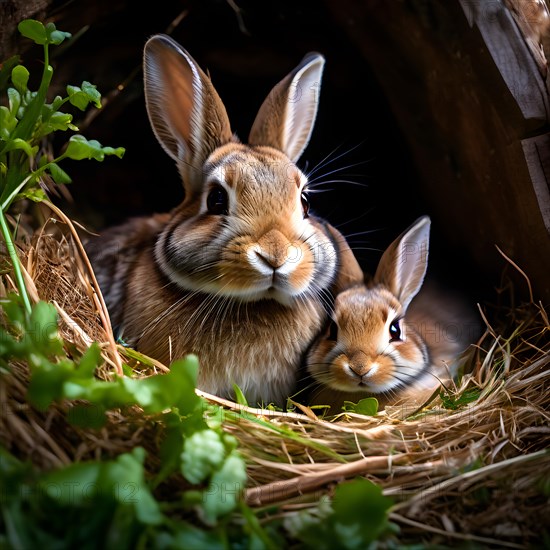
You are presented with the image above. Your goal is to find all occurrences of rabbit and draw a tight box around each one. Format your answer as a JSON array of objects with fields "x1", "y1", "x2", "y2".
[
  {"x1": 305, "y1": 216, "x2": 480, "y2": 411},
  {"x1": 85, "y1": 34, "x2": 364, "y2": 406}
]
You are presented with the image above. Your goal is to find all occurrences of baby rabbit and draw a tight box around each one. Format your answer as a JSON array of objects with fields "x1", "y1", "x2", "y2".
[
  {"x1": 306, "y1": 216, "x2": 479, "y2": 410},
  {"x1": 86, "y1": 35, "x2": 363, "y2": 406}
]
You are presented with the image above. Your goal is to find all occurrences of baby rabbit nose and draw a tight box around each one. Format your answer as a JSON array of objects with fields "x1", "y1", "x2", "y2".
[
  {"x1": 349, "y1": 363, "x2": 367, "y2": 377},
  {"x1": 348, "y1": 351, "x2": 372, "y2": 377}
]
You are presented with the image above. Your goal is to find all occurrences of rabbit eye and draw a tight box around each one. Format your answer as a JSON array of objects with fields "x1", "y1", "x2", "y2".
[
  {"x1": 328, "y1": 319, "x2": 338, "y2": 341},
  {"x1": 207, "y1": 186, "x2": 228, "y2": 215},
  {"x1": 389, "y1": 319, "x2": 402, "y2": 342},
  {"x1": 301, "y1": 192, "x2": 310, "y2": 218}
]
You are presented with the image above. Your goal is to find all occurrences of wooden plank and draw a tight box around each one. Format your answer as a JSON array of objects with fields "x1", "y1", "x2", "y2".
[
  {"x1": 459, "y1": 0, "x2": 550, "y2": 125},
  {"x1": 522, "y1": 134, "x2": 550, "y2": 234}
]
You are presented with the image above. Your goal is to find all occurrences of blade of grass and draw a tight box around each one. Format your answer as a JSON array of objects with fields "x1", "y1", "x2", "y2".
[{"x1": 0, "y1": 209, "x2": 32, "y2": 314}]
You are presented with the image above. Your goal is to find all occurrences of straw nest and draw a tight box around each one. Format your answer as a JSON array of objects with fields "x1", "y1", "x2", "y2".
[{"x1": 1, "y1": 205, "x2": 549, "y2": 548}]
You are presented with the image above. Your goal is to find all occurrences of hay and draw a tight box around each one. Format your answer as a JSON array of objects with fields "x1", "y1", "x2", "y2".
[{"x1": 1, "y1": 205, "x2": 549, "y2": 547}]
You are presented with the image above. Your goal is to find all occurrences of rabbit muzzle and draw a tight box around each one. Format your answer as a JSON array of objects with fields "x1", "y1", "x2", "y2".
[
  {"x1": 345, "y1": 350, "x2": 381, "y2": 385},
  {"x1": 333, "y1": 348, "x2": 396, "y2": 393},
  {"x1": 245, "y1": 229, "x2": 312, "y2": 303}
]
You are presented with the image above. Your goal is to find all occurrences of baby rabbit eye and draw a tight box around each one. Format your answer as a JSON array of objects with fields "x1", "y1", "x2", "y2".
[
  {"x1": 207, "y1": 186, "x2": 229, "y2": 215},
  {"x1": 328, "y1": 319, "x2": 338, "y2": 341},
  {"x1": 389, "y1": 319, "x2": 402, "y2": 342},
  {"x1": 301, "y1": 192, "x2": 310, "y2": 218}
]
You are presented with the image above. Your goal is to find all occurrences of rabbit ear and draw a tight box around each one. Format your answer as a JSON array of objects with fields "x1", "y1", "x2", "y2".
[
  {"x1": 143, "y1": 35, "x2": 233, "y2": 190},
  {"x1": 374, "y1": 216, "x2": 431, "y2": 312},
  {"x1": 248, "y1": 53, "x2": 325, "y2": 162}
]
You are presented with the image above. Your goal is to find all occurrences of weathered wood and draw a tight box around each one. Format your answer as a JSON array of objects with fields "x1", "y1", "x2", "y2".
[
  {"x1": 460, "y1": 0, "x2": 550, "y2": 124},
  {"x1": 522, "y1": 133, "x2": 550, "y2": 234}
]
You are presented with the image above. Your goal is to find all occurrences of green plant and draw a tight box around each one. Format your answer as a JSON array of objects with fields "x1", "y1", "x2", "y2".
[
  {"x1": 342, "y1": 397, "x2": 379, "y2": 416},
  {"x1": 284, "y1": 478, "x2": 395, "y2": 549},
  {"x1": 0, "y1": 296, "x2": 260, "y2": 546},
  {"x1": 0, "y1": 19, "x2": 124, "y2": 314},
  {"x1": 439, "y1": 387, "x2": 481, "y2": 411}
]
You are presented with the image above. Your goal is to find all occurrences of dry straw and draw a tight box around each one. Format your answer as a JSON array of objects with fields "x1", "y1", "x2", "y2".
[{"x1": 1, "y1": 205, "x2": 548, "y2": 547}]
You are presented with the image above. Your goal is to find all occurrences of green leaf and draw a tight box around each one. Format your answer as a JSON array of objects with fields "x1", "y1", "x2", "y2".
[
  {"x1": 75, "y1": 343, "x2": 102, "y2": 378},
  {"x1": 181, "y1": 430, "x2": 226, "y2": 484},
  {"x1": 27, "y1": 359, "x2": 73, "y2": 410},
  {"x1": 44, "y1": 22, "x2": 72, "y2": 45},
  {"x1": 16, "y1": 187, "x2": 47, "y2": 203},
  {"x1": 0, "y1": 295, "x2": 25, "y2": 330},
  {"x1": 11, "y1": 65, "x2": 30, "y2": 94},
  {"x1": 50, "y1": 96, "x2": 65, "y2": 111},
  {"x1": 42, "y1": 461, "x2": 102, "y2": 503},
  {"x1": 169, "y1": 356, "x2": 201, "y2": 414},
  {"x1": 158, "y1": 523, "x2": 226, "y2": 550},
  {"x1": 0, "y1": 138, "x2": 36, "y2": 158},
  {"x1": 40, "y1": 110, "x2": 76, "y2": 134},
  {"x1": 440, "y1": 387, "x2": 481, "y2": 410},
  {"x1": 233, "y1": 383, "x2": 249, "y2": 407},
  {"x1": 289, "y1": 479, "x2": 393, "y2": 549},
  {"x1": 11, "y1": 67, "x2": 51, "y2": 141},
  {"x1": 104, "y1": 448, "x2": 164, "y2": 525},
  {"x1": 48, "y1": 163, "x2": 72, "y2": 184},
  {"x1": 331, "y1": 478, "x2": 393, "y2": 545},
  {"x1": 64, "y1": 135, "x2": 125, "y2": 161},
  {"x1": 120, "y1": 355, "x2": 200, "y2": 415},
  {"x1": 201, "y1": 451, "x2": 247, "y2": 524},
  {"x1": 155, "y1": 420, "x2": 186, "y2": 485},
  {"x1": 18, "y1": 20, "x2": 48, "y2": 45},
  {"x1": 7, "y1": 88, "x2": 21, "y2": 115},
  {"x1": 82, "y1": 81, "x2": 102, "y2": 109},
  {"x1": 67, "y1": 85, "x2": 91, "y2": 111},
  {"x1": 342, "y1": 397, "x2": 378, "y2": 416},
  {"x1": 28, "y1": 301, "x2": 62, "y2": 355},
  {"x1": 19, "y1": 21, "x2": 72, "y2": 46},
  {"x1": 0, "y1": 106, "x2": 17, "y2": 139}
]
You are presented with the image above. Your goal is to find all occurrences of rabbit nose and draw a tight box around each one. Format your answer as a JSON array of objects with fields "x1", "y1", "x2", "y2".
[
  {"x1": 348, "y1": 351, "x2": 375, "y2": 378},
  {"x1": 255, "y1": 230, "x2": 296, "y2": 270},
  {"x1": 349, "y1": 363, "x2": 367, "y2": 377},
  {"x1": 255, "y1": 249, "x2": 285, "y2": 270}
]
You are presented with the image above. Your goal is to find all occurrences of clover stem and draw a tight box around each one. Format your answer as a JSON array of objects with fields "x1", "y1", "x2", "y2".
[{"x1": 0, "y1": 208, "x2": 32, "y2": 315}]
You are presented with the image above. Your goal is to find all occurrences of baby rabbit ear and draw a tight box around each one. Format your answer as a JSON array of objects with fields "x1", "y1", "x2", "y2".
[
  {"x1": 248, "y1": 53, "x2": 325, "y2": 162},
  {"x1": 375, "y1": 216, "x2": 431, "y2": 312},
  {"x1": 143, "y1": 35, "x2": 233, "y2": 190}
]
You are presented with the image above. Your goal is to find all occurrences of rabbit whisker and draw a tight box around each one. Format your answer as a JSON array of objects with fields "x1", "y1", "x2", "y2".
[
  {"x1": 342, "y1": 228, "x2": 381, "y2": 239},
  {"x1": 308, "y1": 178, "x2": 369, "y2": 190},
  {"x1": 305, "y1": 142, "x2": 366, "y2": 179}
]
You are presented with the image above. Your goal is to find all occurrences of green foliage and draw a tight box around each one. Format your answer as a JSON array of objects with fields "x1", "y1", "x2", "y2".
[
  {"x1": 439, "y1": 387, "x2": 480, "y2": 410},
  {"x1": 285, "y1": 478, "x2": 395, "y2": 548},
  {"x1": 232, "y1": 383, "x2": 249, "y2": 407},
  {"x1": 0, "y1": 297, "x2": 257, "y2": 546},
  {"x1": 0, "y1": 19, "x2": 124, "y2": 314},
  {"x1": 1, "y1": 19, "x2": 124, "y2": 194},
  {"x1": 342, "y1": 397, "x2": 379, "y2": 416},
  {"x1": 18, "y1": 19, "x2": 72, "y2": 46}
]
